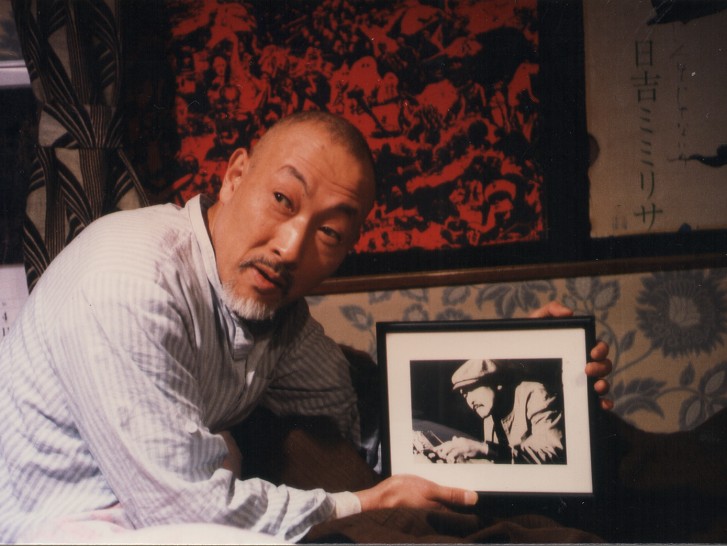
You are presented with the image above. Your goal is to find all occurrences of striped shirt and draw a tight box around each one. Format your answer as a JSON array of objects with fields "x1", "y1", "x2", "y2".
[{"x1": 0, "y1": 195, "x2": 359, "y2": 543}]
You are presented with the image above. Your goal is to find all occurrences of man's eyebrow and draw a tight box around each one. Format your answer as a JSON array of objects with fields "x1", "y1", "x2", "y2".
[
  {"x1": 283, "y1": 165, "x2": 309, "y2": 194},
  {"x1": 336, "y1": 202, "x2": 359, "y2": 219},
  {"x1": 283, "y1": 165, "x2": 360, "y2": 218}
]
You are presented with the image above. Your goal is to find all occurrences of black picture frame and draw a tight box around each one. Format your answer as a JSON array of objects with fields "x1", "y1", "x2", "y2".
[{"x1": 377, "y1": 316, "x2": 599, "y2": 499}]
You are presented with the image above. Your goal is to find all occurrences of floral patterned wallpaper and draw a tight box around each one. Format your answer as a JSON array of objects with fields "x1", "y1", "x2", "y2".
[{"x1": 308, "y1": 267, "x2": 727, "y2": 433}]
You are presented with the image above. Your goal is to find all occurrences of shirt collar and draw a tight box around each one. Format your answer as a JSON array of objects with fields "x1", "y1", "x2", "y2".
[
  {"x1": 187, "y1": 194, "x2": 223, "y2": 296},
  {"x1": 186, "y1": 194, "x2": 256, "y2": 360}
]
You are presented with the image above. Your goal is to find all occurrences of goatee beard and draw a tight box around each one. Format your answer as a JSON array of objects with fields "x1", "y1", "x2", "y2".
[{"x1": 220, "y1": 281, "x2": 276, "y2": 321}]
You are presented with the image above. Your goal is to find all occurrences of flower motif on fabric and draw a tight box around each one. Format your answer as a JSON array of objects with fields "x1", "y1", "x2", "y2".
[
  {"x1": 679, "y1": 360, "x2": 727, "y2": 429},
  {"x1": 475, "y1": 280, "x2": 556, "y2": 317},
  {"x1": 636, "y1": 270, "x2": 727, "y2": 358}
]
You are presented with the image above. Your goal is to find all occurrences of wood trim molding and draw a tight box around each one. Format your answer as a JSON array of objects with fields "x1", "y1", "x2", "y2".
[{"x1": 314, "y1": 253, "x2": 727, "y2": 295}]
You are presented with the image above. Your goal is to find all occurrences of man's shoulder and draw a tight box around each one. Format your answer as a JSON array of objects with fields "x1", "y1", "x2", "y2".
[
  {"x1": 81, "y1": 203, "x2": 193, "y2": 257},
  {"x1": 515, "y1": 381, "x2": 549, "y2": 395},
  {"x1": 39, "y1": 202, "x2": 200, "y2": 291},
  {"x1": 273, "y1": 299, "x2": 312, "y2": 336},
  {"x1": 87, "y1": 202, "x2": 187, "y2": 238},
  {"x1": 270, "y1": 299, "x2": 337, "y2": 350}
]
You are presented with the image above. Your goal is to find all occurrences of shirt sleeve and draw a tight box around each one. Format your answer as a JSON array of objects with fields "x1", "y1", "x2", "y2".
[
  {"x1": 261, "y1": 301, "x2": 361, "y2": 446},
  {"x1": 52, "y1": 270, "x2": 335, "y2": 542},
  {"x1": 330, "y1": 491, "x2": 362, "y2": 520}
]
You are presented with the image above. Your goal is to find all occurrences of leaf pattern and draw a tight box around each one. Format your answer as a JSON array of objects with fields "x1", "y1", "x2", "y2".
[
  {"x1": 402, "y1": 304, "x2": 429, "y2": 322},
  {"x1": 369, "y1": 291, "x2": 393, "y2": 304},
  {"x1": 402, "y1": 289, "x2": 428, "y2": 303},
  {"x1": 311, "y1": 271, "x2": 727, "y2": 432},
  {"x1": 475, "y1": 284, "x2": 510, "y2": 309},
  {"x1": 442, "y1": 286, "x2": 470, "y2": 306},
  {"x1": 593, "y1": 280, "x2": 620, "y2": 310},
  {"x1": 566, "y1": 277, "x2": 594, "y2": 301},
  {"x1": 619, "y1": 397, "x2": 665, "y2": 419},
  {"x1": 340, "y1": 305, "x2": 373, "y2": 331},
  {"x1": 620, "y1": 330, "x2": 636, "y2": 353},
  {"x1": 700, "y1": 361, "x2": 727, "y2": 396},
  {"x1": 680, "y1": 363, "x2": 695, "y2": 387}
]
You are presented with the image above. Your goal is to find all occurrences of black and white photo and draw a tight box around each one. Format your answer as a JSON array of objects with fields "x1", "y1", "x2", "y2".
[
  {"x1": 411, "y1": 358, "x2": 566, "y2": 465},
  {"x1": 378, "y1": 317, "x2": 597, "y2": 496}
]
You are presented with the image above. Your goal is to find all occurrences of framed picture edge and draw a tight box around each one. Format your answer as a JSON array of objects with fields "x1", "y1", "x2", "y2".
[{"x1": 376, "y1": 316, "x2": 601, "y2": 503}]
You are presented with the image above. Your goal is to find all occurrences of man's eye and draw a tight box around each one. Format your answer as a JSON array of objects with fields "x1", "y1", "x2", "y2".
[
  {"x1": 320, "y1": 226, "x2": 342, "y2": 243},
  {"x1": 273, "y1": 192, "x2": 292, "y2": 209}
]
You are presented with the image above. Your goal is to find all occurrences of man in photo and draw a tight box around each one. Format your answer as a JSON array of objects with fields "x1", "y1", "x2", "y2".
[{"x1": 434, "y1": 359, "x2": 565, "y2": 464}]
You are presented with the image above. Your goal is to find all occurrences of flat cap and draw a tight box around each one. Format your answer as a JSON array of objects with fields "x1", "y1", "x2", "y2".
[{"x1": 451, "y1": 359, "x2": 500, "y2": 391}]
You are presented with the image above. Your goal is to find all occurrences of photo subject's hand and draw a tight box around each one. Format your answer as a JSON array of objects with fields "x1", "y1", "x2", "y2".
[
  {"x1": 434, "y1": 437, "x2": 487, "y2": 463},
  {"x1": 355, "y1": 474, "x2": 478, "y2": 512}
]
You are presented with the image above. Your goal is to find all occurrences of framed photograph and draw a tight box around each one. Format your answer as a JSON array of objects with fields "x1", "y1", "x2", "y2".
[{"x1": 377, "y1": 316, "x2": 597, "y2": 497}]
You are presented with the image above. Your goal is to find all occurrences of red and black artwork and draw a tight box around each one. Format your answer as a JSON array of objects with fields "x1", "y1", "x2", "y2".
[{"x1": 166, "y1": 0, "x2": 543, "y2": 267}]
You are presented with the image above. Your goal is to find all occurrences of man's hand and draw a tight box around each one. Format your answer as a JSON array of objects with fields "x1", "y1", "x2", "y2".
[
  {"x1": 527, "y1": 300, "x2": 574, "y2": 319},
  {"x1": 587, "y1": 341, "x2": 613, "y2": 410},
  {"x1": 219, "y1": 431, "x2": 242, "y2": 479},
  {"x1": 529, "y1": 301, "x2": 613, "y2": 410},
  {"x1": 355, "y1": 474, "x2": 478, "y2": 512}
]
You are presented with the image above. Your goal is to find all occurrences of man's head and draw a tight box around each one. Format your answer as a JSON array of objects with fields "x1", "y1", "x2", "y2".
[
  {"x1": 452, "y1": 359, "x2": 502, "y2": 419},
  {"x1": 207, "y1": 111, "x2": 376, "y2": 320}
]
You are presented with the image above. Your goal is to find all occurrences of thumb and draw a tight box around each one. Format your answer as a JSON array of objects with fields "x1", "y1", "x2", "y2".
[{"x1": 441, "y1": 486, "x2": 479, "y2": 507}]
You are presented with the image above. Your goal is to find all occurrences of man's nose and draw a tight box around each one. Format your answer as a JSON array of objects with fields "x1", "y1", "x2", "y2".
[{"x1": 272, "y1": 220, "x2": 307, "y2": 265}]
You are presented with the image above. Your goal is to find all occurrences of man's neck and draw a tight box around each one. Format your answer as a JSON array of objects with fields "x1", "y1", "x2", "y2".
[{"x1": 201, "y1": 195, "x2": 217, "y2": 238}]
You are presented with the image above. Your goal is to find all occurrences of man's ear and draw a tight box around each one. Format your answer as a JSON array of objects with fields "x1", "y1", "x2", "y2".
[{"x1": 219, "y1": 148, "x2": 250, "y2": 203}]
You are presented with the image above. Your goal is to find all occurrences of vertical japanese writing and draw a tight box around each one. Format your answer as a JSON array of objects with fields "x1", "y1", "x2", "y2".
[{"x1": 631, "y1": 40, "x2": 662, "y2": 229}]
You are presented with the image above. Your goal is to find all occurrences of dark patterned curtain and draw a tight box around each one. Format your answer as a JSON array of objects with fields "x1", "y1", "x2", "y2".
[{"x1": 12, "y1": 0, "x2": 149, "y2": 290}]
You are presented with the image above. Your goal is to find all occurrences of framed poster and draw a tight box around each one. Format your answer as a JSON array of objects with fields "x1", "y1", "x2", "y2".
[
  {"x1": 584, "y1": 0, "x2": 727, "y2": 237},
  {"x1": 163, "y1": 0, "x2": 589, "y2": 280},
  {"x1": 377, "y1": 317, "x2": 598, "y2": 497}
]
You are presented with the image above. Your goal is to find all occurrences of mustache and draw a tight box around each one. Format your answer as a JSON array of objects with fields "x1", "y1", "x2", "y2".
[{"x1": 239, "y1": 256, "x2": 293, "y2": 294}]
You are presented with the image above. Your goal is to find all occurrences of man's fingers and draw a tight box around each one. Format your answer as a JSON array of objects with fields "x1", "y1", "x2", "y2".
[
  {"x1": 437, "y1": 484, "x2": 478, "y2": 507},
  {"x1": 585, "y1": 359, "x2": 612, "y2": 378},
  {"x1": 590, "y1": 340, "x2": 610, "y2": 361},
  {"x1": 528, "y1": 301, "x2": 573, "y2": 319},
  {"x1": 357, "y1": 475, "x2": 479, "y2": 512},
  {"x1": 593, "y1": 378, "x2": 610, "y2": 395},
  {"x1": 450, "y1": 487, "x2": 479, "y2": 506}
]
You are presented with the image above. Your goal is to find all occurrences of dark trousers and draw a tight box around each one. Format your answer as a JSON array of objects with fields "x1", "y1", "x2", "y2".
[{"x1": 232, "y1": 407, "x2": 727, "y2": 543}]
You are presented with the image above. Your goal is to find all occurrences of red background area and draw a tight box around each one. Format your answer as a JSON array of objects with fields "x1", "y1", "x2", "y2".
[{"x1": 165, "y1": 0, "x2": 543, "y2": 255}]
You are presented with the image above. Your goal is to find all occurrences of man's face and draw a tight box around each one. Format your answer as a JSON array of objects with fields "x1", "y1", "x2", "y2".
[
  {"x1": 462, "y1": 384, "x2": 496, "y2": 419},
  {"x1": 208, "y1": 121, "x2": 374, "y2": 319}
]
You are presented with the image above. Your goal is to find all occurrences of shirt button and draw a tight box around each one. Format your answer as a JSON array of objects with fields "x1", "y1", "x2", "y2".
[{"x1": 184, "y1": 420, "x2": 199, "y2": 434}]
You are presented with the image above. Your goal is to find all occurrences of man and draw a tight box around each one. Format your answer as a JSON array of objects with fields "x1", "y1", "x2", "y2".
[
  {"x1": 435, "y1": 359, "x2": 565, "y2": 464},
  {"x1": 0, "y1": 111, "x2": 611, "y2": 543}
]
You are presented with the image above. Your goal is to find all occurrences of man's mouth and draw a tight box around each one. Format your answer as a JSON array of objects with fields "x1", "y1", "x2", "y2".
[{"x1": 243, "y1": 258, "x2": 291, "y2": 295}]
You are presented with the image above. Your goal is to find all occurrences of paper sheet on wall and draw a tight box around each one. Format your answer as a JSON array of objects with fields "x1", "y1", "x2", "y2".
[
  {"x1": 1, "y1": 264, "x2": 28, "y2": 339},
  {"x1": 584, "y1": 0, "x2": 727, "y2": 237}
]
